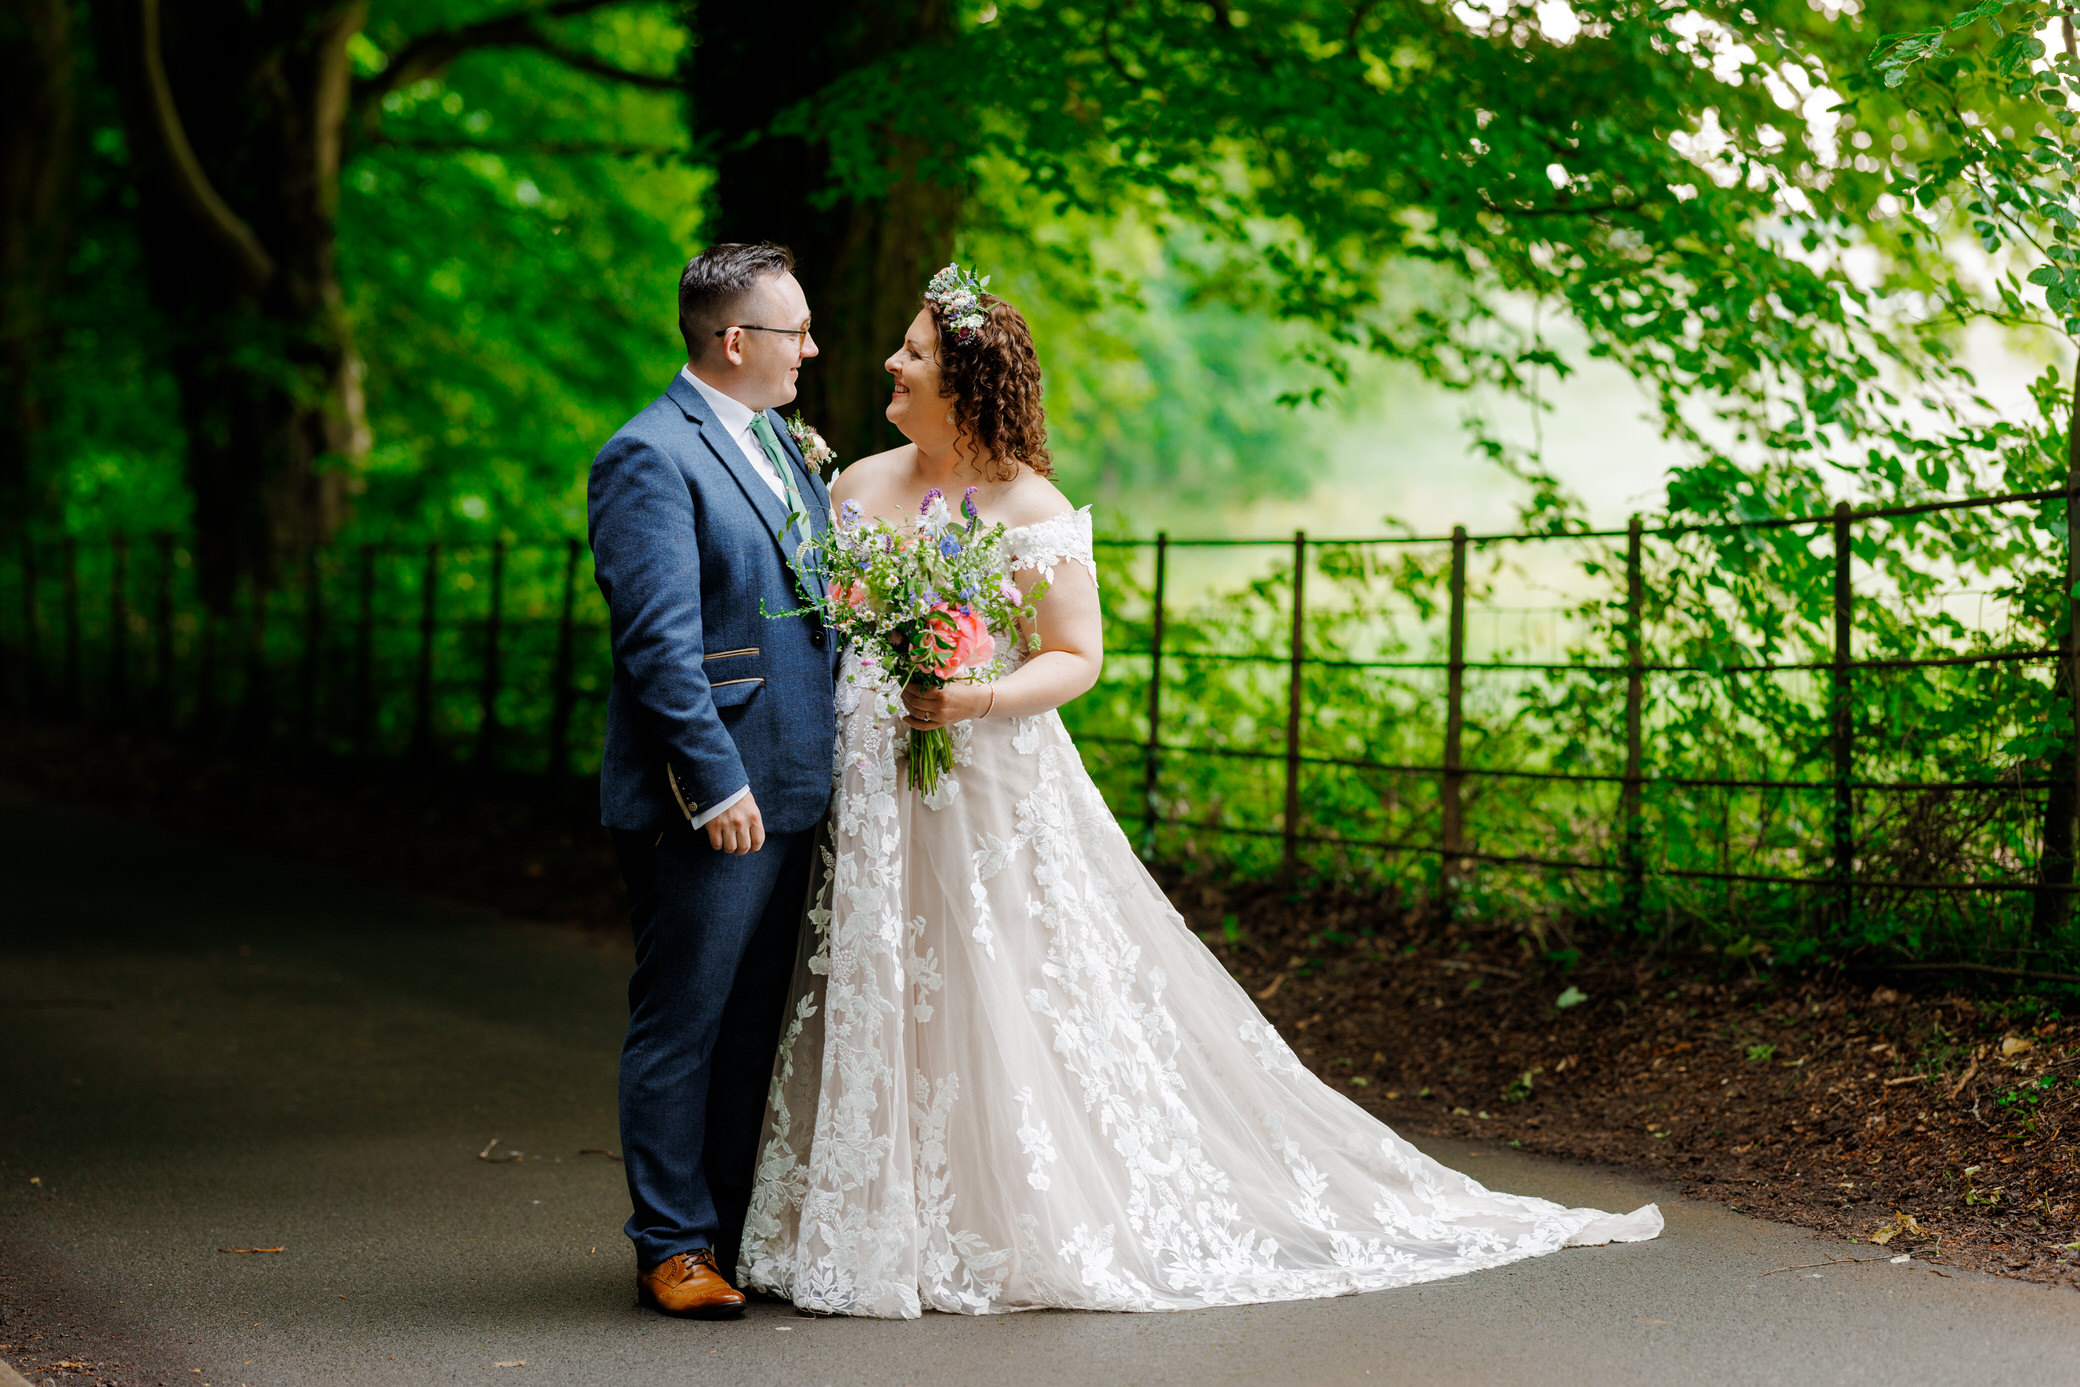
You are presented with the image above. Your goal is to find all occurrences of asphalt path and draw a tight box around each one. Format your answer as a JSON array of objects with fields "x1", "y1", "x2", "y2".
[{"x1": 2, "y1": 788, "x2": 2076, "y2": 1387}]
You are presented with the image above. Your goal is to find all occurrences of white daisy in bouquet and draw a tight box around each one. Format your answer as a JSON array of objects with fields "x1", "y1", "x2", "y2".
[{"x1": 769, "y1": 485, "x2": 1047, "y2": 794}]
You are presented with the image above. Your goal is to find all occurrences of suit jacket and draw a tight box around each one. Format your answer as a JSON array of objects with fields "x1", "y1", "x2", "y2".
[{"x1": 588, "y1": 371, "x2": 841, "y2": 834}]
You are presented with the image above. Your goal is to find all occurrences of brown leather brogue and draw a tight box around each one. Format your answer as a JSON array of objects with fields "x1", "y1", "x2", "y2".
[{"x1": 636, "y1": 1249, "x2": 746, "y2": 1318}]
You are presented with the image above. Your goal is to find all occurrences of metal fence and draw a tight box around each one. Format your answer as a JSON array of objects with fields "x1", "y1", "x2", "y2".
[
  {"x1": 5, "y1": 535, "x2": 606, "y2": 777},
  {"x1": 3, "y1": 483, "x2": 2075, "y2": 927},
  {"x1": 1075, "y1": 485, "x2": 2079, "y2": 922}
]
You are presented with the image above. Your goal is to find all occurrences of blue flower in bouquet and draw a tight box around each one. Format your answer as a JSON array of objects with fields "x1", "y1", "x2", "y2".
[{"x1": 761, "y1": 471, "x2": 1052, "y2": 797}]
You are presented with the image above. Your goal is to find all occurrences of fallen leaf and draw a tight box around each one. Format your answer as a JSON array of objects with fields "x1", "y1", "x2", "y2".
[
  {"x1": 1554, "y1": 986, "x2": 1588, "y2": 1010},
  {"x1": 495, "y1": 1360, "x2": 526, "y2": 1368},
  {"x1": 479, "y1": 1137, "x2": 521, "y2": 1164},
  {"x1": 2001, "y1": 1035, "x2": 2033, "y2": 1058},
  {"x1": 216, "y1": 1247, "x2": 285, "y2": 1254},
  {"x1": 1255, "y1": 973, "x2": 1285, "y2": 1001},
  {"x1": 578, "y1": 1148, "x2": 622, "y2": 1162},
  {"x1": 1870, "y1": 1212, "x2": 1928, "y2": 1246}
]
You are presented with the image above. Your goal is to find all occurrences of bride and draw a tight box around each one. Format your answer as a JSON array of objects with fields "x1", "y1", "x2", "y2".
[{"x1": 737, "y1": 265, "x2": 1661, "y2": 1318}]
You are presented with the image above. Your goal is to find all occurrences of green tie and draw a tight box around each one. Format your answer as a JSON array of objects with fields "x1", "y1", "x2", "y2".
[{"x1": 748, "y1": 413, "x2": 810, "y2": 550}]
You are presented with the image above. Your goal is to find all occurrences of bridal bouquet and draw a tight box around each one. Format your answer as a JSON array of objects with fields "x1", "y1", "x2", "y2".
[{"x1": 769, "y1": 487, "x2": 1047, "y2": 794}]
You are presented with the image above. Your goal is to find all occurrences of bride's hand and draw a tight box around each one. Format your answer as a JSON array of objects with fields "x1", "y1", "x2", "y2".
[{"x1": 899, "y1": 681, "x2": 990, "y2": 730}]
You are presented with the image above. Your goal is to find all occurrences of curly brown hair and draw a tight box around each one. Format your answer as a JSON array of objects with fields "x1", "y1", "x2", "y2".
[{"x1": 930, "y1": 294, "x2": 1052, "y2": 481}]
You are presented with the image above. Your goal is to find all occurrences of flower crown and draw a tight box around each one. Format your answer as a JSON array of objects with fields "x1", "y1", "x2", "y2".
[{"x1": 924, "y1": 262, "x2": 991, "y2": 346}]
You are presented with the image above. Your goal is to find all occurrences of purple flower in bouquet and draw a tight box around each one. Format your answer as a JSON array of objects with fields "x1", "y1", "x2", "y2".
[{"x1": 762, "y1": 480, "x2": 1052, "y2": 796}]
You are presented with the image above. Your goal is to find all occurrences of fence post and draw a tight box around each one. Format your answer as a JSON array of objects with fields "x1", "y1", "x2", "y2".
[
  {"x1": 1832, "y1": 501, "x2": 1855, "y2": 931},
  {"x1": 1143, "y1": 532, "x2": 1168, "y2": 857},
  {"x1": 356, "y1": 545, "x2": 377, "y2": 751},
  {"x1": 299, "y1": 547, "x2": 323, "y2": 747},
  {"x1": 545, "y1": 538, "x2": 581, "y2": 781},
  {"x1": 1283, "y1": 530, "x2": 1308, "y2": 876},
  {"x1": 411, "y1": 542, "x2": 439, "y2": 761},
  {"x1": 1441, "y1": 525, "x2": 1468, "y2": 896},
  {"x1": 61, "y1": 535, "x2": 80, "y2": 711},
  {"x1": 1622, "y1": 515, "x2": 1645, "y2": 919},
  {"x1": 2032, "y1": 466, "x2": 2080, "y2": 935},
  {"x1": 155, "y1": 533, "x2": 175, "y2": 719},
  {"x1": 476, "y1": 540, "x2": 506, "y2": 767},
  {"x1": 197, "y1": 604, "x2": 218, "y2": 734},
  {"x1": 21, "y1": 539, "x2": 41, "y2": 711},
  {"x1": 243, "y1": 582, "x2": 270, "y2": 735},
  {"x1": 109, "y1": 535, "x2": 130, "y2": 713}
]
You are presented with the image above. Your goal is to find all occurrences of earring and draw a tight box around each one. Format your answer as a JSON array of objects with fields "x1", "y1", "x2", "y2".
[{"x1": 946, "y1": 408, "x2": 955, "y2": 422}]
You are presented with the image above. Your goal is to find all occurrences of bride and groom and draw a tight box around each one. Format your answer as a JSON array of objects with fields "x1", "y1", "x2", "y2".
[{"x1": 586, "y1": 241, "x2": 1660, "y2": 1321}]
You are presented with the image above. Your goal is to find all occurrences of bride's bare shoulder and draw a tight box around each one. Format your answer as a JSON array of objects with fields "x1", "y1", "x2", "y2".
[
  {"x1": 830, "y1": 446, "x2": 910, "y2": 505},
  {"x1": 995, "y1": 469, "x2": 1079, "y2": 529}
]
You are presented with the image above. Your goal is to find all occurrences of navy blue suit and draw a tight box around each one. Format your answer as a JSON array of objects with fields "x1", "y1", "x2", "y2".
[{"x1": 588, "y1": 371, "x2": 840, "y2": 1271}]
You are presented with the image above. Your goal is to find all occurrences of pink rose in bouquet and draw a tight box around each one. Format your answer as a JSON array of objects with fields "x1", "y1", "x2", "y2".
[
  {"x1": 765, "y1": 484, "x2": 1050, "y2": 794},
  {"x1": 926, "y1": 604, "x2": 995, "y2": 679}
]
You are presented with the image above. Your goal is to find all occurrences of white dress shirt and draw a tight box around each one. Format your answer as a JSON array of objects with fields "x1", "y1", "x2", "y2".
[
  {"x1": 672, "y1": 365, "x2": 790, "y2": 829},
  {"x1": 681, "y1": 366, "x2": 789, "y2": 503}
]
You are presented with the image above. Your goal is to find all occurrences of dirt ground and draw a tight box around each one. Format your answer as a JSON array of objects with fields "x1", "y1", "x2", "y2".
[
  {"x1": 1180, "y1": 878, "x2": 2080, "y2": 1289},
  {"x1": 5, "y1": 716, "x2": 2074, "y2": 1292}
]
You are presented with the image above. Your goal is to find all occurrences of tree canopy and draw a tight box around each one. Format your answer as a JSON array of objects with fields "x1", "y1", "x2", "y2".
[{"x1": 0, "y1": 0, "x2": 2070, "y2": 577}]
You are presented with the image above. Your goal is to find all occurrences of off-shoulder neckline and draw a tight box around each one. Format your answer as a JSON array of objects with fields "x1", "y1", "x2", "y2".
[{"x1": 1003, "y1": 504, "x2": 1092, "y2": 538}]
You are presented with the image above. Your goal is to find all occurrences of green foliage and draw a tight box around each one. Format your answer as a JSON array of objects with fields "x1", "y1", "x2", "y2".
[{"x1": 341, "y1": 4, "x2": 698, "y2": 541}]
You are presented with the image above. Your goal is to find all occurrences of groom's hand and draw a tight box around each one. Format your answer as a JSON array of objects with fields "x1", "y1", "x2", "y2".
[{"x1": 705, "y1": 794, "x2": 766, "y2": 855}]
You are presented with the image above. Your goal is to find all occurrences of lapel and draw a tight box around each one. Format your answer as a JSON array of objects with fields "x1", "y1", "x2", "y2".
[
  {"x1": 760, "y1": 408, "x2": 830, "y2": 588},
  {"x1": 762, "y1": 408, "x2": 833, "y2": 531},
  {"x1": 666, "y1": 373, "x2": 795, "y2": 567}
]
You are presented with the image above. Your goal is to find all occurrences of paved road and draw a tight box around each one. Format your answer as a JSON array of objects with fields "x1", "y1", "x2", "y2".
[{"x1": 3, "y1": 789, "x2": 2076, "y2": 1387}]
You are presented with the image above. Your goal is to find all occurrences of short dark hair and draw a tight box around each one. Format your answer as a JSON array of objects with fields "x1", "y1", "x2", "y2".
[{"x1": 678, "y1": 242, "x2": 796, "y2": 359}]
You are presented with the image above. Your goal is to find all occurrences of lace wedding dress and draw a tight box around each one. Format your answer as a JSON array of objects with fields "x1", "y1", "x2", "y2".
[{"x1": 739, "y1": 507, "x2": 1660, "y2": 1317}]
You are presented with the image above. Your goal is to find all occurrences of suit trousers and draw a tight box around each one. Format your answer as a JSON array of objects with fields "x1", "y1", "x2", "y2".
[{"x1": 613, "y1": 821, "x2": 815, "y2": 1271}]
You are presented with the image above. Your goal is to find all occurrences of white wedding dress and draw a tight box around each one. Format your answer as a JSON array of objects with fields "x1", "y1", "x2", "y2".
[{"x1": 739, "y1": 507, "x2": 1660, "y2": 1317}]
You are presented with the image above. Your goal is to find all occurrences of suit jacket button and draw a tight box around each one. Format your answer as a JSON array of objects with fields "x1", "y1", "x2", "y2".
[{"x1": 810, "y1": 628, "x2": 825, "y2": 646}]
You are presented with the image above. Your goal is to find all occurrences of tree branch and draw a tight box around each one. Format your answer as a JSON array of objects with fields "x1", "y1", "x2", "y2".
[
  {"x1": 519, "y1": 34, "x2": 678, "y2": 90},
  {"x1": 137, "y1": 0, "x2": 274, "y2": 288},
  {"x1": 352, "y1": 0, "x2": 671, "y2": 115},
  {"x1": 363, "y1": 134, "x2": 685, "y2": 158},
  {"x1": 1480, "y1": 196, "x2": 1645, "y2": 219}
]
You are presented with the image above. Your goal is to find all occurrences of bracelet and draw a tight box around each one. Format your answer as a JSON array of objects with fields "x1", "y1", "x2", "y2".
[{"x1": 984, "y1": 687, "x2": 997, "y2": 719}]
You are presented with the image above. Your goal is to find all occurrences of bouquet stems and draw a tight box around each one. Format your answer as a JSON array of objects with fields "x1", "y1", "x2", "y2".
[{"x1": 907, "y1": 726, "x2": 956, "y2": 795}]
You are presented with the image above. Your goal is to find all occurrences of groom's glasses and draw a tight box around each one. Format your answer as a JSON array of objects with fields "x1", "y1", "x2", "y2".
[{"x1": 717, "y1": 324, "x2": 814, "y2": 344}]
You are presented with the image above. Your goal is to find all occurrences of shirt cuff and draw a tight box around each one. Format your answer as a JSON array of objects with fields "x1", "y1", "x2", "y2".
[{"x1": 687, "y1": 784, "x2": 750, "y2": 830}]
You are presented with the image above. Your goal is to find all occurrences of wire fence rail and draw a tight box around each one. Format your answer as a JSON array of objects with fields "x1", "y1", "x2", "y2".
[
  {"x1": 3, "y1": 483, "x2": 2076, "y2": 935},
  {"x1": 1087, "y1": 489, "x2": 2079, "y2": 919}
]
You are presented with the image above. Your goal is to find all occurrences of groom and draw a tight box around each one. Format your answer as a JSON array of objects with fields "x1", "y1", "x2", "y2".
[{"x1": 588, "y1": 242, "x2": 839, "y2": 1317}]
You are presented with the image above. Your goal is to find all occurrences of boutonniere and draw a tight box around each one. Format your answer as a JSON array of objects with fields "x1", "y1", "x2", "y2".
[{"x1": 785, "y1": 412, "x2": 836, "y2": 470}]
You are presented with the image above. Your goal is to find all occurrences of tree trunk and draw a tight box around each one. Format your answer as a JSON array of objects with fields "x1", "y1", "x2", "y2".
[
  {"x1": 690, "y1": 0, "x2": 964, "y2": 468},
  {"x1": 94, "y1": 0, "x2": 368, "y2": 605},
  {"x1": 0, "y1": 0, "x2": 76, "y2": 518}
]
